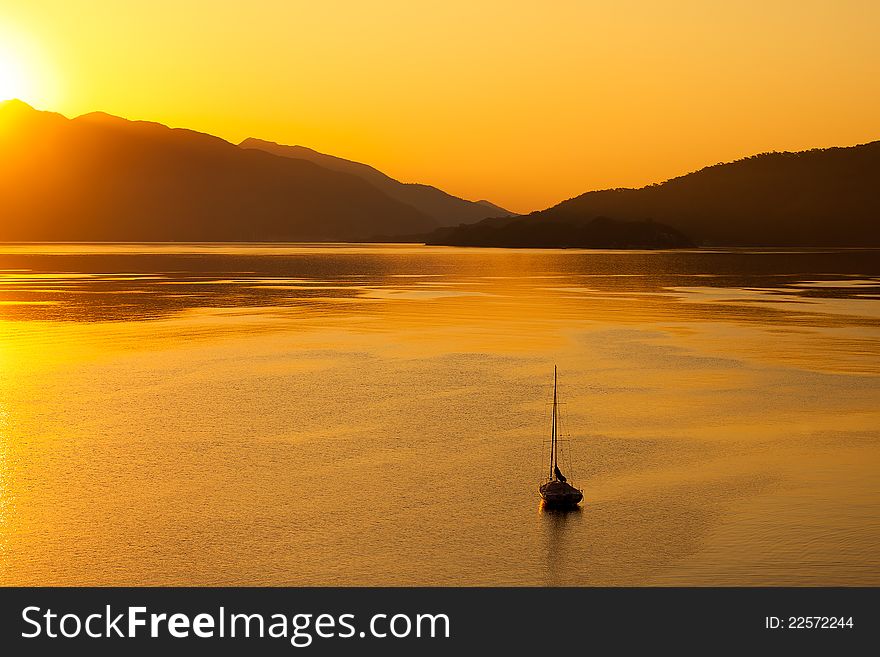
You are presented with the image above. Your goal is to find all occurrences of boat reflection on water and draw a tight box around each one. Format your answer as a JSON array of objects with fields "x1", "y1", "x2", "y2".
[{"x1": 540, "y1": 503, "x2": 584, "y2": 586}]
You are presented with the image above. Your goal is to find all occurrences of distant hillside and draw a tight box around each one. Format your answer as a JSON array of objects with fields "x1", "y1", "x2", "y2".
[
  {"x1": 525, "y1": 142, "x2": 880, "y2": 246},
  {"x1": 240, "y1": 138, "x2": 514, "y2": 226},
  {"x1": 0, "y1": 100, "x2": 435, "y2": 241},
  {"x1": 426, "y1": 215, "x2": 692, "y2": 249},
  {"x1": 431, "y1": 141, "x2": 880, "y2": 248}
]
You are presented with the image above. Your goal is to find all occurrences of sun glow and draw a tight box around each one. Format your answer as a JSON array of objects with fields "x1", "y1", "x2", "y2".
[
  {"x1": 0, "y1": 23, "x2": 58, "y2": 108},
  {"x1": 0, "y1": 37, "x2": 31, "y2": 100}
]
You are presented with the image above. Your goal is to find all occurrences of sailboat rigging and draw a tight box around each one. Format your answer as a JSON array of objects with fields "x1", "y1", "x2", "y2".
[{"x1": 538, "y1": 366, "x2": 583, "y2": 507}]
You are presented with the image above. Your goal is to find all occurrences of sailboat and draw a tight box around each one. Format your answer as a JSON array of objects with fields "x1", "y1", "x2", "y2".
[{"x1": 539, "y1": 366, "x2": 583, "y2": 507}]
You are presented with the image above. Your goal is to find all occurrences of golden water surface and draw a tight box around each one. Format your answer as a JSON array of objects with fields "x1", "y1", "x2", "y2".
[{"x1": 0, "y1": 243, "x2": 877, "y2": 585}]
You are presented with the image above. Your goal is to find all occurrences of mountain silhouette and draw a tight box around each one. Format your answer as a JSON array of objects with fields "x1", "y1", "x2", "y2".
[
  {"x1": 0, "y1": 100, "x2": 436, "y2": 241},
  {"x1": 4, "y1": 99, "x2": 875, "y2": 246},
  {"x1": 438, "y1": 141, "x2": 880, "y2": 247},
  {"x1": 240, "y1": 138, "x2": 513, "y2": 226}
]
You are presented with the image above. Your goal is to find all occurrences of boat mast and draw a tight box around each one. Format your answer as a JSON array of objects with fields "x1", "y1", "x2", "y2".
[{"x1": 550, "y1": 365, "x2": 557, "y2": 480}]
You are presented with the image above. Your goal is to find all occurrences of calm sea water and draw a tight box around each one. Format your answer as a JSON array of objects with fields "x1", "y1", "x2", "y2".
[{"x1": 0, "y1": 243, "x2": 878, "y2": 586}]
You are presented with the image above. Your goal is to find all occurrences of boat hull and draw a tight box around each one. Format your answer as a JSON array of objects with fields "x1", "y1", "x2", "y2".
[{"x1": 539, "y1": 480, "x2": 583, "y2": 507}]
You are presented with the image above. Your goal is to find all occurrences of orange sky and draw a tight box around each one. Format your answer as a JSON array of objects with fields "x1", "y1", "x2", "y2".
[{"x1": 1, "y1": 0, "x2": 879, "y2": 213}]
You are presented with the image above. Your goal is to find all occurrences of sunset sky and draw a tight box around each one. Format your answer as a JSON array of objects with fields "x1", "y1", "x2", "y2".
[{"x1": 1, "y1": 0, "x2": 878, "y2": 212}]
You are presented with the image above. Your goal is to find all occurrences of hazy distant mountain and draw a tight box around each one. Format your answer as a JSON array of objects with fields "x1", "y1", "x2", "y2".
[
  {"x1": 240, "y1": 138, "x2": 514, "y2": 226},
  {"x1": 0, "y1": 100, "x2": 436, "y2": 241},
  {"x1": 474, "y1": 199, "x2": 511, "y2": 215}
]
